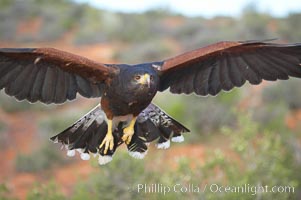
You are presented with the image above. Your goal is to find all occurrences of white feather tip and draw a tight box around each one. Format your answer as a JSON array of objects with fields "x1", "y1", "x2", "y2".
[
  {"x1": 156, "y1": 140, "x2": 170, "y2": 149},
  {"x1": 128, "y1": 151, "x2": 147, "y2": 159},
  {"x1": 98, "y1": 155, "x2": 113, "y2": 165},
  {"x1": 67, "y1": 149, "x2": 76, "y2": 157},
  {"x1": 80, "y1": 153, "x2": 91, "y2": 160},
  {"x1": 171, "y1": 135, "x2": 184, "y2": 143}
]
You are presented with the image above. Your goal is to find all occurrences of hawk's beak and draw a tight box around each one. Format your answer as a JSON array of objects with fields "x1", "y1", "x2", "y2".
[{"x1": 139, "y1": 74, "x2": 151, "y2": 88}]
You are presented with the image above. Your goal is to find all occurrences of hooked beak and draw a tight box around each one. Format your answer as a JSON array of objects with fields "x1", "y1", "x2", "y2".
[{"x1": 138, "y1": 74, "x2": 151, "y2": 88}]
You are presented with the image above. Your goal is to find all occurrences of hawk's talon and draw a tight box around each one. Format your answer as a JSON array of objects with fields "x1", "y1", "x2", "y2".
[
  {"x1": 122, "y1": 117, "x2": 137, "y2": 144},
  {"x1": 99, "y1": 133, "x2": 114, "y2": 155},
  {"x1": 122, "y1": 126, "x2": 134, "y2": 144},
  {"x1": 99, "y1": 119, "x2": 114, "y2": 155}
]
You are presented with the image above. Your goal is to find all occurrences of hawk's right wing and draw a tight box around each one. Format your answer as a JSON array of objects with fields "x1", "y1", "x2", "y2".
[{"x1": 0, "y1": 48, "x2": 118, "y2": 104}]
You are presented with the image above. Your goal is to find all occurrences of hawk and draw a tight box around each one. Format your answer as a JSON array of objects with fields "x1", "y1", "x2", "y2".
[{"x1": 1, "y1": 40, "x2": 301, "y2": 165}]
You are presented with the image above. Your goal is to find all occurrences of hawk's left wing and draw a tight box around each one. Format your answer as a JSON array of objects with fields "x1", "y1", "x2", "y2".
[{"x1": 157, "y1": 40, "x2": 301, "y2": 96}]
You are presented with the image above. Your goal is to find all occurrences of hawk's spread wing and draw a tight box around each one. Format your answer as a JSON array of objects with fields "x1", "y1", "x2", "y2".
[
  {"x1": 158, "y1": 41, "x2": 301, "y2": 96},
  {"x1": 0, "y1": 48, "x2": 117, "y2": 104}
]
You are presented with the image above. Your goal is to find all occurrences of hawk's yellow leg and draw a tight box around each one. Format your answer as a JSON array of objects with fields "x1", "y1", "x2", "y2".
[
  {"x1": 122, "y1": 117, "x2": 137, "y2": 144},
  {"x1": 99, "y1": 120, "x2": 114, "y2": 154}
]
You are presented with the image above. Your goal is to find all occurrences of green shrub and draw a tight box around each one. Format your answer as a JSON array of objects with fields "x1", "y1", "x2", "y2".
[
  {"x1": 252, "y1": 102, "x2": 289, "y2": 132},
  {"x1": 262, "y1": 79, "x2": 301, "y2": 110},
  {"x1": 278, "y1": 13, "x2": 301, "y2": 42},
  {"x1": 154, "y1": 89, "x2": 241, "y2": 143},
  {"x1": 38, "y1": 106, "x2": 90, "y2": 138},
  {"x1": 0, "y1": 92, "x2": 54, "y2": 113},
  {"x1": 15, "y1": 144, "x2": 66, "y2": 173},
  {"x1": 215, "y1": 113, "x2": 301, "y2": 200},
  {"x1": 0, "y1": 183, "x2": 18, "y2": 200},
  {"x1": 113, "y1": 39, "x2": 173, "y2": 63},
  {"x1": 0, "y1": 121, "x2": 8, "y2": 149},
  {"x1": 71, "y1": 151, "x2": 149, "y2": 200},
  {"x1": 26, "y1": 181, "x2": 65, "y2": 200}
]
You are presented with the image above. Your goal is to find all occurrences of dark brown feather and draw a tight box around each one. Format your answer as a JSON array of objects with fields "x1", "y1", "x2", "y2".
[
  {"x1": 0, "y1": 48, "x2": 117, "y2": 104},
  {"x1": 159, "y1": 41, "x2": 301, "y2": 96}
]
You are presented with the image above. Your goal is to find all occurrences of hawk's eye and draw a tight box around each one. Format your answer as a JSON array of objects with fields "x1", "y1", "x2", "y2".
[{"x1": 134, "y1": 75, "x2": 141, "y2": 80}]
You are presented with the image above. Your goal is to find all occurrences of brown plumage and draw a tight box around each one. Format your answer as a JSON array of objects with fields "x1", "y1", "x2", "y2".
[
  {"x1": 159, "y1": 40, "x2": 301, "y2": 95},
  {"x1": 1, "y1": 40, "x2": 301, "y2": 165}
]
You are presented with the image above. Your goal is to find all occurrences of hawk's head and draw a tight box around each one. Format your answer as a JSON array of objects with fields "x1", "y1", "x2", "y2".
[
  {"x1": 129, "y1": 67, "x2": 158, "y2": 90},
  {"x1": 115, "y1": 64, "x2": 159, "y2": 95},
  {"x1": 133, "y1": 73, "x2": 152, "y2": 88}
]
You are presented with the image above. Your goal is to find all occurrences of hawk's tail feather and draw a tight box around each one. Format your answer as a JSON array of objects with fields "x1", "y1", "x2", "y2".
[
  {"x1": 127, "y1": 104, "x2": 190, "y2": 156},
  {"x1": 50, "y1": 103, "x2": 189, "y2": 165},
  {"x1": 50, "y1": 104, "x2": 123, "y2": 165}
]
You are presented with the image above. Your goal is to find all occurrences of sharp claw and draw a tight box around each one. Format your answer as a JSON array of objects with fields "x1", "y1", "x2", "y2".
[
  {"x1": 125, "y1": 135, "x2": 132, "y2": 144},
  {"x1": 122, "y1": 129, "x2": 134, "y2": 144},
  {"x1": 99, "y1": 134, "x2": 114, "y2": 155},
  {"x1": 126, "y1": 138, "x2": 131, "y2": 145},
  {"x1": 104, "y1": 142, "x2": 109, "y2": 155},
  {"x1": 110, "y1": 141, "x2": 114, "y2": 150},
  {"x1": 100, "y1": 119, "x2": 114, "y2": 155},
  {"x1": 122, "y1": 117, "x2": 137, "y2": 145},
  {"x1": 99, "y1": 141, "x2": 105, "y2": 149}
]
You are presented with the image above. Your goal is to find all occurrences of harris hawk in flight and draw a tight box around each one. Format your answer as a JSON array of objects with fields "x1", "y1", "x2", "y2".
[{"x1": 1, "y1": 40, "x2": 301, "y2": 165}]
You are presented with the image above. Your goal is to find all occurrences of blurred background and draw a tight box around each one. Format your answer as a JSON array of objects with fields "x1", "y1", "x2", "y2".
[{"x1": 0, "y1": 0, "x2": 301, "y2": 199}]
